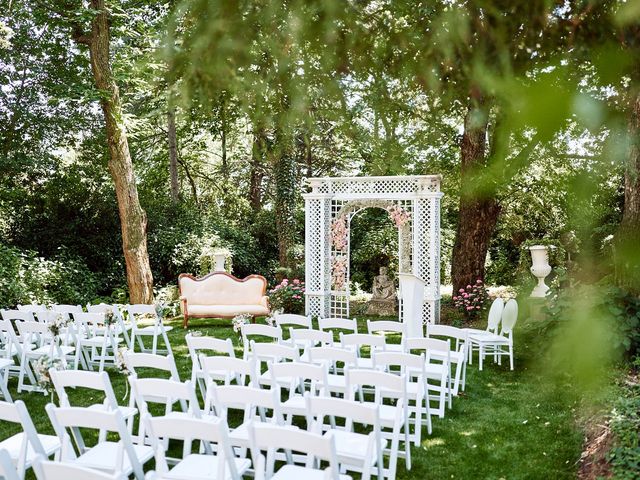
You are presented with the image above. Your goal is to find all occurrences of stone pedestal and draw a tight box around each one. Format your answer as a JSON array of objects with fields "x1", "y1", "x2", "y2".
[{"x1": 366, "y1": 299, "x2": 397, "y2": 316}]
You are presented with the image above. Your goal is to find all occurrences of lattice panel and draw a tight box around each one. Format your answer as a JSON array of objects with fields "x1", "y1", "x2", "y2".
[{"x1": 305, "y1": 199, "x2": 323, "y2": 293}]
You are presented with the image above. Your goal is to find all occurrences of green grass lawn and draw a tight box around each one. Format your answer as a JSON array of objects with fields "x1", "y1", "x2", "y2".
[{"x1": 1, "y1": 314, "x2": 583, "y2": 479}]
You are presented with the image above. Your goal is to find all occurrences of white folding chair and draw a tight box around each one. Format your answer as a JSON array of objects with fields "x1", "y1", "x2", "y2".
[
  {"x1": 87, "y1": 304, "x2": 132, "y2": 350},
  {"x1": 468, "y1": 299, "x2": 518, "y2": 371},
  {"x1": 144, "y1": 415, "x2": 250, "y2": 480},
  {"x1": 33, "y1": 454, "x2": 127, "y2": 480},
  {"x1": 318, "y1": 317, "x2": 358, "y2": 335},
  {"x1": 0, "y1": 400, "x2": 60, "y2": 479},
  {"x1": 49, "y1": 369, "x2": 137, "y2": 442},
  {"x1": 346, "y1": 368, "x2": 410, "y2": 480},
  {"x1": 339, "y1": 333, "x2": 386, "y2": 369},
  {"x1": 16, "y1": 304, "x2": 48, "y2": 314},
  {"x1": 367, "y1": 320, "x2": 405, "y2": 352},
  {"x1": 274, "y1": 314, "x2": 312, "y2": 346},
  {"x1": 289, "y1": 328, "x2": 333, "y2": 355},
  {"x1": 16, "y1": 321, "x2": 76, "y2": 393},
  {"x1": 306, "y1": 394, "x2": 385, "y2": 480},
  {"x1": 129, "y1": 377, "x2": 205, "y2": 443},
  {"x1": 0, "y1": 449, "x2": 20, "y2": 480},
  {"x1": 464, "y1": 297, "x2": 504, "y2": 364},
  {"x1": 1, "y1": 310, "x2": 37, "y2": 330},
  {"x1": 248, "y1": 423, "x2": 343, "y2": 480},
  {"x1": 186, "y1": 334, "x2": 235, "y2": 397},
  {"x1": 241, "y1": 324, "x2": 282, "y2": 360},
  {"x1": 73, "y1": 313, "x2": 121, "y2": 372},
  {"x1": 51, "y1": 305, "x2": 83, "y2": 315},
  {"x1": 427, "y1": 324, "x2": 469, "y2": 395},
  {"x1": 270, "y1": 361, "x2": 328, "y2": 425},
  {"x1": 373, "y1": 351, "x2": 432, "y2": 445},
  {"x1": 205, "y1": 384, "x2": 284, "y2": 449},
  {"x1": 405, "y1": 337, "x2": 451, "y2": 418},
  {"x1": 45, "y1": 404, "x2": 153, "y2": 480},
  {"x1": 251, "y1": 341, "x2": 299, "y2": 388},
  {"x1": 0, "y1": 356, "x2": 12, "y2": 402},
  {"x1": 0, "y1": 318, "x2": 27, "y2": 379},
  {"x1": 307, "y1": 346, "x2": 358, "y2": 396},
  {"x1": 200, "y1": 355, "x2": 257, "y2": 388},
  {"x1": 126, "y1": 305, "x2": 173, "y2": 356}
]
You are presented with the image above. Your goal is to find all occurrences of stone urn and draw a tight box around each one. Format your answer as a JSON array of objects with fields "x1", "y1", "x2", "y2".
[
  {"x1": 529, "y1": 245, "x2": 552, "y2": 297},
  {"x1": 212, "y1": 249, "x2": 231, "y2": 272}
]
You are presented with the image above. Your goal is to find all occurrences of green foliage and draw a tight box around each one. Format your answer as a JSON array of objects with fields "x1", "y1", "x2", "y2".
[
  {"x1": 268, "y1": 278, "x2": 305, "y2": 314},
  {"x1": 543, "y1": 285, "x2": 640, "y2": 370},
  {"x1": 0, "y1": 243, "x2": 99, "y2": 308},
  {"x1": 607, "y1": 364, "x2": 640, "y2": 479}
]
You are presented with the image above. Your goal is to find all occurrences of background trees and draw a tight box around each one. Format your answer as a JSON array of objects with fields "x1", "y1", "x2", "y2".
[{"x1": 0, "y1": 0, "x2": 635, "y2": 305}]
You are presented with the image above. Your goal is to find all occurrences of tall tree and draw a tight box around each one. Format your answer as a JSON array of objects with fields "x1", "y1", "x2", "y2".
[
  {"x1": 71, "y1": 0, "x2": 154, "y2": 303},
  {"x1": 167, "y1": 104, "x2": 180, "y2": 203}
]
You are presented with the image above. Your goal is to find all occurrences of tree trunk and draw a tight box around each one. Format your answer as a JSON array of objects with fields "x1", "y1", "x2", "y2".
[
  {"x1": 451, "y1": 95, "x2": 501, "y2": 294},
  {"x1": 220, "y1": 100, "x2": 228, "y2": 178},
  {"x1": 249, "y1": 126, "x2": 266, "y2": 213},
  {"x1": 167, "y1": 105, "x2": 180, "y2": 203},
  {"x1": 83, "y1": 0, "x2": 154, "y2": 303},
  {"x1": 273, "y1": 133, "x2": 297, "y2": 271},
  {"x1": 615, "y1": 89, "x2": 640, "y2": 292}
]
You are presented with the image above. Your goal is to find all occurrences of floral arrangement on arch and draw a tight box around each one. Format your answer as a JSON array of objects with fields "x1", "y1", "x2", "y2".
[
  {"x1": 386, "y1": 205, "x2": 411, "y2": 228},
  {"x1": 331, "y1": 257, "x2": 348, "y2": 291},
  {"x1": 268, "y1": 279, "x2": 305, "y2": 314},
  {"x1": 330, "y1": 216, "x2": 348, "y2": 251},
  {"x1": 452, "y1": 279, "x2": 490, "y2": 318}
]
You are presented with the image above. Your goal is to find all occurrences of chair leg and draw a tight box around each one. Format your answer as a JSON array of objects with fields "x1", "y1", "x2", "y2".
[
  {"x1": 479, "y1": 344, "x2": 484, "y2": 371},
  {"x1": 510, "y1": 346, "x2": 514, "y2": 370}
]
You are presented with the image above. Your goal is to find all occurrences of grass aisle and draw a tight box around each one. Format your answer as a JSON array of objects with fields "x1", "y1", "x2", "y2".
[{"x1": 1, "y1": 315, "x2": 583, "y2": 479}]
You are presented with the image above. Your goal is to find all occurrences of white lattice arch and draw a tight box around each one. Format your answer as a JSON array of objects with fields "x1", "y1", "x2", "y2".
[{"x1": 303, "y1": 175, "x2": 444, "y2": 324}]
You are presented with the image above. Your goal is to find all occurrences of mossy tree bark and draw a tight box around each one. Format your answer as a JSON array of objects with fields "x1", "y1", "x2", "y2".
[{"x1": 74, "y1": 0, "x2": 154, "y2": 303}]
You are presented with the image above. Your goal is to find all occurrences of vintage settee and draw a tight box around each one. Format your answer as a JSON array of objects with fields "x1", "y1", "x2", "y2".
[{"x1": 178, "y1": 272, "x2": 270, "y2": 328}]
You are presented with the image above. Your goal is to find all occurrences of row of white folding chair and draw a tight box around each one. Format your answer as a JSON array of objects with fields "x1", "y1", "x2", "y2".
[
  {"x1": 466, "y1": 298, "x2": 519, "y2": 370},
  {"x1": 13, "y1": 303, "x2": 172, "y2": 356},
  {"x1": 236, "y1": 325, "x2": 452, "y2": 419},
  {"x1": 203, "y1": 367, "x2": 408, "y2": 480}
]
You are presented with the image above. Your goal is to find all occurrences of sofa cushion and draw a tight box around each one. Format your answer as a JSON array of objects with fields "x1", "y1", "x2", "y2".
[
  {"x1": 179, "y1": 274, "x2": 266, "y2": 306},
  {"x1": 187, "y1": 304, "x2": 270, "y2": 317}
]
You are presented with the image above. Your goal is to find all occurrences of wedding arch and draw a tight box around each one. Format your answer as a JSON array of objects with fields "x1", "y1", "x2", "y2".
[{"x1": 303, "y1": 175, "x2": 443, "y2": 324}]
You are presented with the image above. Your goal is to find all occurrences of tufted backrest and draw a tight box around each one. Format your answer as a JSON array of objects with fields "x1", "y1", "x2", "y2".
[{"x1": 179, "y1": 273, "x2": 267, "y2": 305}]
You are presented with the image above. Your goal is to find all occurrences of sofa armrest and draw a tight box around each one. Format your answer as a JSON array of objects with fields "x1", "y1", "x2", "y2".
[{"x1": 260, "y1": 296, "x2": 270, "y2": 309}]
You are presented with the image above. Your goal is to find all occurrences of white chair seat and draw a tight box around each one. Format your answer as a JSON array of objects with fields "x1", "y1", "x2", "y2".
[
  {"x1": 258, "y1": 371, "x2": 294, "y2": 387},
  {"x1": 423, "y1": 363, "x2": 448, "y2": 378},
  {"x1": 322, "y1": 374, "x2": 347, "y2": 393},
  {"x1": 0, "y1": 433, "x2": 60, "y2": 467},
  {"x1": 469, "y1": 333, "x2": 509, "y2": 344},
  {"x1": 281, "y1": 395, "x2": 307, "y2": 415},
  {"x1": 355, "y1": 358, "x2": 374, "y2": 369},
  {"x1": 462, "y1": 327, "x2": 491, "y2": 336},
  {"x1": 331, "y1": 430, "x2": 386, "y2": 466},
  {"x1": 137, "y1": 325, "x2": 174, "y2": 335},
  {"x1": 230, "y1": 422, "x2": 300, "y2": 448},
  {"x1": 31, "y1": 345, "x2": 76, "y2": 357},
  {"x1": 76, "y1": 337, "x2": 122, "y2": 348},
  {"x1": 75, "y1": 442, "x2": 153, "y2": 474},
  {"x1": 86, "y1": 404, "x2": 137, "y2": 420},
  {"x1": 167, "y1": 453, "x2": 251, "y2": 480},
  {"x1": 271, "y1": 464, "x2": 351, "y2": 480},
  {"x1": 0, "y1": 358, "x2": 13, "y2": 369}
]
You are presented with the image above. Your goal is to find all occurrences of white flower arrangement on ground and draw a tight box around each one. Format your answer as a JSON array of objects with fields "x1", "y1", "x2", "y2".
[
  {"x1": 232, "y1": 313, "x2": 253, "y2": 334},
  {"x1": 33, "y1": 355, "x2": 64, "y2": 395}
]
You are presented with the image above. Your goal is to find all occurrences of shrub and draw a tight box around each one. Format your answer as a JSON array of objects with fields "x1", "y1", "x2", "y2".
[
  {"x1": 452, "y1": 279, "x2": 489, "y2": 319},
  {"x1": 268, "y1": 278, "x2": 305, "y2": 314},
  {"x1": 0, "y1": 243, "x2": 99, "y2": 308}
]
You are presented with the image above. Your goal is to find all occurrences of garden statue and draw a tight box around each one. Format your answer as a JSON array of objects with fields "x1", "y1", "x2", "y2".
[{"x1": 367, "y1": 266, "x2": 397, "y2": 316}]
